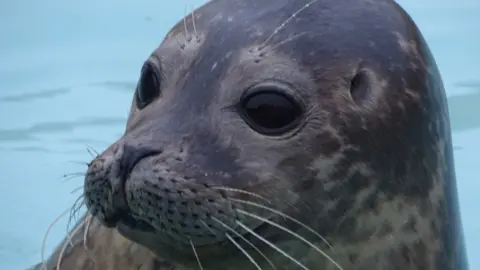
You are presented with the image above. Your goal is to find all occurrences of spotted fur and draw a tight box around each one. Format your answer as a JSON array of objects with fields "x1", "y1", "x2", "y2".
[{"x1": 35, "y1": 0, "x2": 468, "y2": 269}]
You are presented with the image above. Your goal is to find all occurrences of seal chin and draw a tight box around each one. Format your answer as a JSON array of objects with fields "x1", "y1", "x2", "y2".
[
  {"x1": 116, "y1": 212, "x2": 157, "y2": 232},
  {"x1": 116, "y1": 215, "x2": 278, "y2": 266}
]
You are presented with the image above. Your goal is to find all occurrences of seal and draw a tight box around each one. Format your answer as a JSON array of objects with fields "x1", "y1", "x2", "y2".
[
  {"x1": 29, "y1": 215, "x2": 171, "y2": 270},
  {"x1": 34, "y1": 0, "x2": 469, "y2": 269}
]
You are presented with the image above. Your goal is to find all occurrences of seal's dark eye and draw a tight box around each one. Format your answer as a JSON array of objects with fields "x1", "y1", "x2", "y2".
[
  {"x1": 240, "y1": 90, "x2": 302, "y2": 136},
  {"x1": 135, "y1": 62, "x2": 161, "y2": 109}
]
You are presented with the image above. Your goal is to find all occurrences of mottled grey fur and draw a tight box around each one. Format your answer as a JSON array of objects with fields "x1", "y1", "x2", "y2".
[{"x1": 79, "y1": 0, "x2": 468, "y2": 269}]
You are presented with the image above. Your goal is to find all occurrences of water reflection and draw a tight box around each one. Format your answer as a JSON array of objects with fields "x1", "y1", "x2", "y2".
[
  {"x1": 0, "y1": 117, "x2": 126, "y2": 142},
  {"x1": 0, "y1": 88, "x2": 70, "y2": 102},
  {"x1": 450, "y1": 81, "x2": 480, "y2": 132},
  {"x1": 87, "y1": 81, "x2": 137, "y2": 93}
]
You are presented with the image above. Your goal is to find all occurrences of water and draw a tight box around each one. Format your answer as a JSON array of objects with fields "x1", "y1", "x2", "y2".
[{"x1": 0, "y1": 0, "x2": 478, "y2": 269}]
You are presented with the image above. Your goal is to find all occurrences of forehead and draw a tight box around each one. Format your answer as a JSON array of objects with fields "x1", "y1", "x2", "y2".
[
  {"x1": 140, "y1": 0, "x2": 418, "y2": 119},
  {"x1": 158, "y1": 0, "x2": 412, "y2": 71}
]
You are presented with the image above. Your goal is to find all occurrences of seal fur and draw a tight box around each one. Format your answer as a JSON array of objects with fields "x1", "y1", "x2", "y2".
[{"x1": 34, "y1": 0, "x2": 468, "y2": 269}]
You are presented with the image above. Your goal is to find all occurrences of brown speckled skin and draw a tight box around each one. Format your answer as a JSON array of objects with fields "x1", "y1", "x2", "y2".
[
  {"x1": 32, "y1": 216, "x2": 180, "y2": 270},
  {"x1": 33, "y1": 0, "x2": 469, "y2": 269}
]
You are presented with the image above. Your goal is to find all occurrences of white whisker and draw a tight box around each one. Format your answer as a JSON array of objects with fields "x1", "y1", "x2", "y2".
[
  {"x1": 211, "y1": 186, "x2": 271, "y2": 203},
  {"x1": 229, "y1": 198, "x2": 332, "y2": 249},
  {"x1": 225, "y1": 233, "x2": 263, "y2": 270},
  {"x1": 261, "y1": 0, "x2": 318, "y2": 48},
  {"x1": 189, "y1": 238, "x2": 204, "y2": 270},
  {"x1": 191, "y1": 6, "x2": 197, "y2": 36},
  {"x1": 236, "y1": 220, "x2": 310, "y2": 270},
  {"x1": 183, "y1": 5, "x2": 190, "y2": 36},
  {"x1": 211, "y1": 217, "x2": 277, "y2": 270},
  {"x1": 266, "y1": 31, "x2": 310, "y2": 53},
  {"x1": 237, "y1": 209, "x2": 343, "y2": 270},
  {"x1": 41, "y1": 208, "x2": 71, "y2": 270},
  {"x1": 56, "y1": 219, "x2": 86, "y2": 270},
  {"x1": 67, "y1": 196, "x2": 85, "y2": 233},
  {"x1": 82, "y1": 214, "x2": 97, "y2": 264}
]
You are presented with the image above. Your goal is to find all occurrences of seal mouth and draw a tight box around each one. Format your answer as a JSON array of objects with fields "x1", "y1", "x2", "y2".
[
  {"x1": 87, "y1": 148, "x2": 164, "y2": 229},
  {"x1": 119, "y1": 216, "x2": 272, "y2": 244},
  {"x1": 119, "y1": 213, "x2": 157, "y2": 232}
]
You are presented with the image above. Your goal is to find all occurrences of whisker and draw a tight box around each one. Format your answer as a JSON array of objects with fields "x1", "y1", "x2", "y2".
[
  {"x1": 61, "y1": 176, "x2": 83, "y2": 183},
  {"x1": 62, "y1": 172, "x2": 85, "y2": 177},
  {"x1": 260, "y1": 0, "x2": 318, "y2": 48},
  {"x1": 265, "y1": 31, "x2": 309, "y2": 54},
  {"x1": 67, "y1": 196, "x2": 85, "y2": 233},
  {"x1": 237, "y1": 209, "x2": 343, "y2": 270},
  {"x1": 85, "y1": 145, "x2": 99, "y2": 158},
  {"x1": 56, "y1": 219, "x2": 86, "y2": 270},
  {"x1": 66, "y1": 161, "x2": 89, "y2": 166},
  {"x1": 70, "y1": 186, "x2": 83, "y2": 194},
  {"x1": 82, "y1": 214, "x2": 97, "y2": 265},
  {"x1": 229, "y1": 198, "x2": 332, "y2": 249},
  {"x1": 72, "y1": 201, "x2": 85, "y2": 222},
  {"x1": 200, "y1": 220, "x2": 216, "y2": 234},
  {"x1": 61, "y1": 171, "x2": 85, "y2": 177},
  {"x1": 189, "y1": 238, "x2": 204, "y2": 270},
  {"x1": 83, "y1": 214, "x2": 92, "y2": 250},
  {"x1": 60, "y1": 172, "x2": 86, "y2": 183},
  {"x1": 41, "y1": 208, "x2": 71, "y2": 270},
  {"x1": 236, "y1": 220, "x2": 310, "y2": 270},
  {"x1": 211, "y1": 217, "x2": 277, "y2": 270},
  {"x1": 211, "y1": 186, "x2": 271, "y2": 204},
  {"x1": 183, "y1": 5, "x2": 189, "y2": 36},
  {"x1": 225, "y1": 233, "x2": 263, "y2": 270},
  {"x1": 190, "y1": 6, "x2": 197, "y2": 36}
]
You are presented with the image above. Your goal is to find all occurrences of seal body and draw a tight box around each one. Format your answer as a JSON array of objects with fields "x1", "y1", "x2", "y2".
[
  {"x1": 30, "y1": 216, "x2": 169, "y2": 270},
  {"x1": 37, "y1": 0, "x2": 469, "y2": 269}
]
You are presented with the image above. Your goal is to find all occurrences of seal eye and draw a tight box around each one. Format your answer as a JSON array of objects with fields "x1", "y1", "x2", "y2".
[
  {"x1": 240, "y1": 90, "x2": 302, "y2": 135},
  {"x1": 135, "y1": 62, "x2": 161, "y2": 109}
]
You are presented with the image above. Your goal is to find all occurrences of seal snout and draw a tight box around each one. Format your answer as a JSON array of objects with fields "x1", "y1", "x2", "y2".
[
  {"x1": 83, "y1": 142, "x2": 163, "y2": 228},
  {"x1": 118, "y1": 144, "x2": 164, "y2": 181}
]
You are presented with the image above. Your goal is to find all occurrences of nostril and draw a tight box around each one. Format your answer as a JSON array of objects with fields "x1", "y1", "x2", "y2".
[{"x1": 118, "y1": 144, "x2": 163, "y2": 179}]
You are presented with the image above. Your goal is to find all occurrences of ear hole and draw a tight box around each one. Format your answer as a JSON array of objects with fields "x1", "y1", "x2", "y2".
[{"x1": 349, "y1": 71, "x2": 370, "y2": 105}]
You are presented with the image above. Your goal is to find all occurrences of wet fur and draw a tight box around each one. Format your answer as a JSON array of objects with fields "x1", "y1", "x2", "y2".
[
  {"x1": 33, "y1": 214, "x2": 178, "y2": 270},
  {"x1": 32, "y1": 0, "x2": 468, "y2": 269}
]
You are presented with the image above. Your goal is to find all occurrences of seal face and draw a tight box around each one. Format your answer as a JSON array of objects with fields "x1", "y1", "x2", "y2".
[{"x1": 83, "y1": 0, "x2": 468, "y2": 269}]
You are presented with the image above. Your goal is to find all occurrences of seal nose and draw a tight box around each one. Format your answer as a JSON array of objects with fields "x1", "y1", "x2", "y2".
[
  {"x1": 96, "y1": 143, "x2": 163, "y2": 227},
  {"x1": 117, "y1": 144, "x2": 163, "y2": 180}
]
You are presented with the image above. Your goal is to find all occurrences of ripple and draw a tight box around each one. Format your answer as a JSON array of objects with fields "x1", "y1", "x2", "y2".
[
  {"x1": 10, "y1": 146, "x2": 53, "y2": 153},
  {"x1": 64, "y1": 138, "x2": 110, "y2": 145},
  {"x1": 0, "y1": 116, "x2": 126, "y2": 142},
  {"x1": 449, "y1": 80, "x2": 480, "y2": 132},
  {"x1": 454, "y1": 80, "x2": 480, "y2": 91},
  {"x1": 87, "y1": 80, "x2": 136, "y2": 93},
  {"x1": 0, "y1": 87, "x2": 70, "y2": 102}
]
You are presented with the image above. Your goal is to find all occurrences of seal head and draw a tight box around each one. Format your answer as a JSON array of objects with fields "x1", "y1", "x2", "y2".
[{"x1": 84, "y1": 0, "x2": 468, "y2": 269}]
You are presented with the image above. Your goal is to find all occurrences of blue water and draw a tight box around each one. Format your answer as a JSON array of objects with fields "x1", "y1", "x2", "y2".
[{"x1": 0, "y1": 0, "x2": 478, "y2": 269}]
